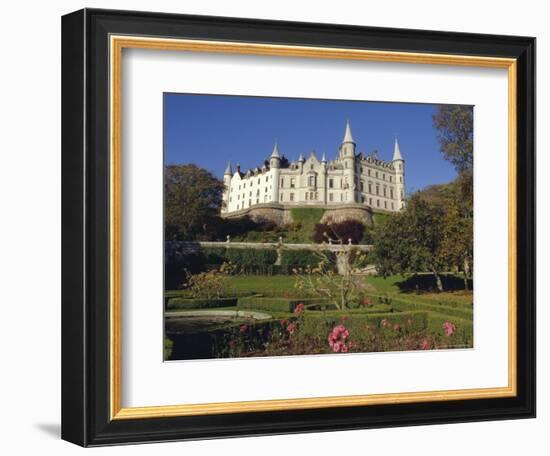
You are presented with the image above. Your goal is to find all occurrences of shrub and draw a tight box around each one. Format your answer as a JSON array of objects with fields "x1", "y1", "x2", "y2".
[
  {"x1": 166, "y1": 297, "x2": 238, "y2": 310},
  {"x1": 165, "y1": 242, "x2": 206, "y2": 290},
  {"x1": 313, "y1": 220, "x2": 365, "y2": 244},
  {"x1": 279, "y1": 249, "x2": 335, "y2": 274},
  {"x1": 389, "y1": 297, "x2": 473, "y2": 320}
]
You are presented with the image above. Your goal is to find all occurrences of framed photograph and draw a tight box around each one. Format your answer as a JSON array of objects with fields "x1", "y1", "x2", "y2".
[{"x1": 61, "y1": 8, "x2": 535, "y2": 446}]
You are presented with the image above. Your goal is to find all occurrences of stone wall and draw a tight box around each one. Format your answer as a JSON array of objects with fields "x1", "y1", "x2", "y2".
[{"x1": 221, "y1": 203, "x2": 373, "y2": 227}]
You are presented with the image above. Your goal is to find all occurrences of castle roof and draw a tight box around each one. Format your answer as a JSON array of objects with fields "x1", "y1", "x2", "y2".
[
  {"x1": 343, "y1": 120, "x2": 354, "y2": 143},
  {"x1": 393, "y1": 138, "x2": 404, "y2": 161}
]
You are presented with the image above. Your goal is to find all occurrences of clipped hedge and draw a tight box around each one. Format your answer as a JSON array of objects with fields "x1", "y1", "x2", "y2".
[
  {"x1": 201, "y1": 246, "x2": 278, "y2": 274},
  {"x1": 166, "y1": 297, "x2": 238, "y2": 311},
  {"x1": 389, "y1": 297, "x2": 473, "y2": 320},
  {"x1": 238, "y1": 297, "x2": 333, "y2": 313},
  {"x1": 279, "y1": 249, "x2": 336, "y2": 274}
]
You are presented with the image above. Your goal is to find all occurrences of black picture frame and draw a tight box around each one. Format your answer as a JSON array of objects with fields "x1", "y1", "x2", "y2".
[{"x1": 62, "y1": 8, "x2": 536, "y2": 447}]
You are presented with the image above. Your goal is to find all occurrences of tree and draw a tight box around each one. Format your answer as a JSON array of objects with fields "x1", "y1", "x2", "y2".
[
  {"x1": 433, "y1": 105, "x2": 473, "y2": 173},
  {"x1": 164, "y1": 164, "x2": 225, "y2": 241},
  {"x1": 373, "y1": 195, "x2": 448, "y2": 291}
]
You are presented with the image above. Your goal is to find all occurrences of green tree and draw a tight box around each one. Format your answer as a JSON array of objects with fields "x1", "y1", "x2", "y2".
[
  {"x1": 433, "y1": 105, "x2": 473, "y2": 173},
  {"x1": 373, "y1": 195, "x2": 448, "y2": 291},
  {"x1": 164, "y1": 164, "x2": 224, "y2": 241}
]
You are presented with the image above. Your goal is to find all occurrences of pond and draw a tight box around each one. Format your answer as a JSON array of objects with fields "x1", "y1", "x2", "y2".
[{"x1": 165, "y1": 310, "x2": 272, "y2": 360}]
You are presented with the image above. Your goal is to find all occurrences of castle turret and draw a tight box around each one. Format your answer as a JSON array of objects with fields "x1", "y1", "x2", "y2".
[
  {"x1": 393, "y1": 138, "x2": 405, "y2": 209},
  {"x1": 222, "y1": 161, "x2": 232, "y2": 213},
  {"x1": 270, "y1": 142, "x2": 280, "y2": 203},
  {"x1": 340, "y1": 121, "x2": 356, "y2": 202}
]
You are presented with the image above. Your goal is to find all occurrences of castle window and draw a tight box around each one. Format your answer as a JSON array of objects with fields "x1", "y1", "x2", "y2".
[
  {"x1": 239, "y1": 185, "x2": 241, "y2": 190},
  {"x1": 249, "y1": 199, "x2": 251, "y2": 207},
  {"x1": 290, "y1": 193, "x2": 294, "y2": 201},
  {"x1": 399, "y1": 164, "x2": 402, "y2": 170},
  {"x1": 389, "y1": 176, "x2": 393, "y2": 182},
  {"x1": 329, "y1": 193, "x2": 333, "y2": 202},
  {"x1": 368, "y1": 169, "x2": 371, "y2": 176},
  {"x1": 376, "y1": 185, "x2": 380, "y2": 195},
  {"x1": 315, "y1": 192, "x2": 318, "y2": 200},
  {"x1": 361, "y1": 196, "x2": 365, "y2": 203},
  {"x1": 376, "y1": 171, "x2": 379, "y2": 178},
  {"x1": 237, "y1": 204, "x2": 239, "y2": 210},
  {"x1": 237, "y1": 194, "x2": 240, "y2": 200},
  {"x1": 384, "y1": 201, "x2": 387, "y2": 209},
  {"x1": 258, "y1": 178, "x2": 260, "y2": 184},
  {"x1": 280, "y1": 193, "x2": 283, "y2": 201},
  {"x1": 311, "y1": 163, "x2": 314, "y2": 170},
  {"x1": 265, "y1": 187, "x2": 268, "y2": 192},
  {"x1": 391, "y1": 202, "x2": 395, "y2": 210},
  {"x1": 308, "y1": 175, "x2": 316, "y2": 187},
  {"x1": 360, "y1": 181, "x2": 364, "y2": 191},
  {"x1": 266, "y1": 176, "x2": 268, "y2": 182},
  {"x1": 383, "y1": 187, "x2": 387, "y2": 197},
  {"x1": 377, "y1": 199, "x2": 380, "y2": 207},
  {"x1": 400, "y1": 176, "x2": 403, "y2": 183},
  {"x1": 329, "y1": 179, "x2": 334, "y2": 188},
  {"x1": 306, "y1": 192, "x2": 309, "y2": 200},
  {"x1": 369, "y1": 198, "x2": 372, "y2": 205},
  {"x1": 290, "y1": 178, "x2": 295, "y2": 188},
  {"x1": 249, "y1": 191, "x2": 252, "y2": 197},
  {"x1": 390, "y1": 189, "x2": 394, "y2": 199},
  {"x1": 382, "y1": 173, "x2": 386, "y2": 181},
  {"x1": 340, "y1": 194, "x2": 343, "y2": 202},
  {"x1": 256, "y1": 198, "x2": 259, "y2": 204},
  {"x1": 368, "y1": 182, "x2": 372, "y2": 194}
]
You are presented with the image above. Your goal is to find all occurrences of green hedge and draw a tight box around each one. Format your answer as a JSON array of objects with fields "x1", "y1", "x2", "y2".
[
  {"x1": 201, "y1": 247, "x2": 278, "y2": 274},
  {"x1": 166, "y1": 297, "x2": 238, "y2": 310},
  {"x1": 389, "y1": 297, "x2": 473, "y2": 320},
  {"x1": 238, "y1": 297, "x2": 333, "y2": 313},
  {"x1": 279, "y1": 249, "x2": 336, "y2": 274},
  {"x1": 304, "y1": 303, "x2": 393, "y2": 313}
]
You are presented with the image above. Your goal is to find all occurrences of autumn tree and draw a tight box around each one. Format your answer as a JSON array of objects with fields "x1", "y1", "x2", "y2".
[{"x1": 164, "y1": 164, "x2": 225, "y2": 241}]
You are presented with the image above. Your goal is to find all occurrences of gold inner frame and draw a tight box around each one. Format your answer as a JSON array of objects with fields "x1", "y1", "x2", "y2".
[{"x1": 109, "y1": 35, "x2": 518, "y2": 420}]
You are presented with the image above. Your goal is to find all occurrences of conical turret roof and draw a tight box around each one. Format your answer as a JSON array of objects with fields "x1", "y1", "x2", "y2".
[
  {"x1": 393, "y1": 138, "x2": 404, "y2": 161},
  {"x1": 343, "y1": 120, "x2": 355, "y2": 143}
]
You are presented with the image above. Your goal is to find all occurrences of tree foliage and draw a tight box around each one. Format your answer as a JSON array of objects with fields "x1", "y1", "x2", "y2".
[
  {"x1": 433, "y1": 105, "x2": 474, "y2": 173},
  {"x1": 312, "y1": 219, "x2": 366, "y2": 244},
  {"x1": 164, "y1": 164, "x2": 225, "y2": 241}
]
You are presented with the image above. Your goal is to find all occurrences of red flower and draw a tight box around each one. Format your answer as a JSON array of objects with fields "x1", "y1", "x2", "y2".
[
  {"x1": 294, "y1": 303, "x2": 305, "y2": 315},
  {"x1": 340, "y1": 315, "x2": 348, "y2": 321},
  {"x1": 287, "y1": 323, "x2": 296, "y2": 335},
  {"x1": 239, "y1": 324, "x2": 248, "y2": 333},
  {"x1": 442, "y1": 321, "x2": 456, "y2": 337},
  {"x1": 279, "y1": 319, "x2": 287, "y2": 326},
  {"x1": 362, "y1": 297, "x2": 372, "y2": 307}
]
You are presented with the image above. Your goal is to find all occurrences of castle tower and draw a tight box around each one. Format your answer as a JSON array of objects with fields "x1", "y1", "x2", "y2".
[
  {"x1": 393, "y1": 138, "x2": 405, "y2": 209},
  {"x1": 340, "y1": 121, "x2": 356, "y2": 203},
  {"x1": 269, "y1": 142, "x2": 281, "y2": 203},
  {"x1": 320, "y1": 152, "x2": 327, "y2": 203},
  {"x1": 222, "y1": 161, "x2": 232, "y2": 212}
]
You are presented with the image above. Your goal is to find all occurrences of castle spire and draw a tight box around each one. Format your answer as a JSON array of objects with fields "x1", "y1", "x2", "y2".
[
  {"x1": 321, "y1": 152, "x2": 327, "y2": 163},
  {"x1": 298, "y1": 152, "x2": 305, "y2": 162},
  {"x1": 343, "y1": 120, "x2": 355, "y2": 144},
  {"x1": 393, "y1": 137, "x2": 403, "y2": 161},
  {"x1": 270, "y1": 141, "x2": 280, "y2": 158},
  {"x1": 224, "y1": 161, "x2": 232, "y2": 175}
]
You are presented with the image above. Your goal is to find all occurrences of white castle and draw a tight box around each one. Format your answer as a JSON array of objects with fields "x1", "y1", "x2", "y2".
[{"x1": 221, "y1": 122, "x2": 405, "y2": 223}]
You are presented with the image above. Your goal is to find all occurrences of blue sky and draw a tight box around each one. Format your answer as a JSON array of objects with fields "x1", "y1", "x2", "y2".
[{"x1": 164, "y1": 94, "x2": 459, "y2": 193}]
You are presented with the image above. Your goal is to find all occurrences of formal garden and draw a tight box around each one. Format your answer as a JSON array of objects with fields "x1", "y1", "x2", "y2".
[{"x1": 164, "y1": 245, "x2": 473, "y2": 360}]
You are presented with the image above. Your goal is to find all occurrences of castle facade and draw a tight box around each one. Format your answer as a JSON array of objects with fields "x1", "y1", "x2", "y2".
[{"x1": 221, "y1": 122, "x2": 405, "y2": 222}]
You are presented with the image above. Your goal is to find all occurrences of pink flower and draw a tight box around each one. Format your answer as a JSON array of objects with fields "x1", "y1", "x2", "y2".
[
  {"x1": 380, "y1": 319, "x2": 388, "y2": 328},
  {"x1": 294, "y1": 303, "x2": 305, "y2": 315},
  {"x1": 442, "y1": 321, "x2": 456, "y2": 337},
  {"x1": 279, "y1": 319, "x2": 287, "y2": 326},
  {"x1": 287, "y1": 323, "x2": 296, "y2": 335},
  {"x1": 420, "y1": 338, "x2": 430, "y2": 350},
  {"x1": 393, "y1": 324, "x2": 401, "y2": 332},
  {"x1": 239, "y1": 324, "x2": 248, "y2": 333},
  {"x1": 328, "y1": 324, "x2": 351, "y2": 353},
  {"x1": 362, "y1": 297, "x2": 372, "y2": 307}
]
